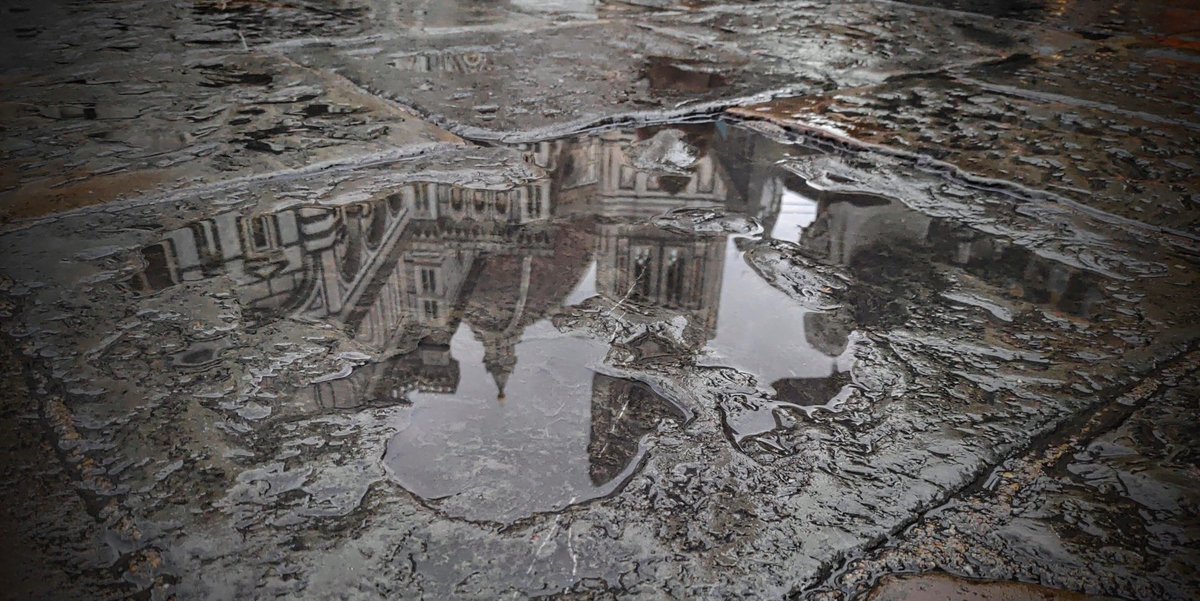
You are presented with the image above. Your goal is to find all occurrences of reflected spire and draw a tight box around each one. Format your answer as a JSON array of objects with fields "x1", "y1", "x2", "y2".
[
  {"x1": 494, "y1": 370, "x2": 509, "y2": 402},
  {"x1": 485, "y1": 256, "x2": 532, "y2": 403},
  {"x1": 482, "y1": 332, "x2": 517, "y2": 403}
]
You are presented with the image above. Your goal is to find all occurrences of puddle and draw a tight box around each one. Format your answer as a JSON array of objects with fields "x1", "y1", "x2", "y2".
[
  {"x1": 5, "y1": 0, "x2": 1199, "y2": 596},
  {"x1": 1, "y1": 119, "x2": 1194, "y2": 597},
  {"x1": 383, "y1": 322, "x2": 686, "y2": 523},
  {"x1": 118, "y1": 123, "x2": 852, "y2": 520},
  {"x1": 388, "y1": 50, "x2": 496, "y2": 73},
  {"x1": 643, "y1": 56, "x2": 730, "y2": 93},
  {"x1": 109, "y1": 120, "x2": 1123, "y2": 522}
]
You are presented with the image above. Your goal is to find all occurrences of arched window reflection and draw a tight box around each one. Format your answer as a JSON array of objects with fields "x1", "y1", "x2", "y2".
[
  {"x1": 633, "y1": 249, "x2": 652, "y2": 301},
  {"x1": 365, "y1": 204, "x2": 387, "y2": 250},
  {"x1": 665, "y1": 250, "x2": 684, "y2": 306}
]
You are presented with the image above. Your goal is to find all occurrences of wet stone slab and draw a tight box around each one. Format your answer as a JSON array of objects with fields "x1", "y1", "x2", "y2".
[
  {"x1": 1, "y1": 121, "x2": 1198, "y2": 599},
  {"x1": 812, "y1": 354, "x2": 1200, "y2": 601},
  {"x1": 888, "y1": 0, "x2": 1200, "y2": 38},
  {"x1": 0, "y1": 47, "x2": 460, "y2": 222},
  {"x1": 732, "y1": 45, "x2": 1200, "y2": 234},
  {"x1": 862, "y1": 573, "x2": 1117, "y2": 601},
  {"x1": 0, "y1": 0, "x2": 465, "y2": 224},
  {"x1": 180, "y1": 0, "x2": 624, "y2": 45},
  {"x1": 0, "y1": 0, "x2": 189, "y2": 71},
  {"x1": 285, "y1": 0, "x2": 1027, "y2": 139},
  {"x1": 725, "y1": 2, "x2": 1200, "y2": 236},
  {"x1": 285, "y1": 20, "x2": 778, "y2": 140}
]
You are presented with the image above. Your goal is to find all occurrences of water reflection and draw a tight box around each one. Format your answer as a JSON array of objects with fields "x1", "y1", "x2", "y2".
[
  {"x1": 127, "y1": 122, "x2": 1105, "y2": 521},
  {"x1": 795, "y1": 185, "x2": 1105, "y2": 322},
  {"x1": 642, "y1": 56, "x2": 729, "y2": 93},
  {"x1": 375, "y1": 0, "x2": 606, "y2": 32}
]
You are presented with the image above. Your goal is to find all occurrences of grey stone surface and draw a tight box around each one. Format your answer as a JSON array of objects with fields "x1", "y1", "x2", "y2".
[
  {"x1": 2, "y1": 122, "x2": 1198, "y2": 599},
  {"x1": 809, "y1": 352, "x2": 1200, "y2": 601},
  {"x1": 0, "y1": 1, "x2": 1197, "y2": 600}
]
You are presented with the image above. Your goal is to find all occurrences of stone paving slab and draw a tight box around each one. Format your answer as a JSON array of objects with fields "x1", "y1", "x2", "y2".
[
  {"x1": 0, "y1": 0, "x2": 187, "y2": 74},
  {"x1": 0, "y1": 0, "x2": 463, "y2": 224},
  {"x1": 863, "y1": 573, "x2": 1118, "y2": 601},
  {"x1": 808, "y1": 351, "x2": 1200, "y2": 601},
  {"x1": 888, "y1": 0, "x2": 1200, "y2": 38},
  {"x1": 638, "y1": 0, "x2": 1025, "y2": 84},
  {"x1": 0, "y1": 1, "x2": 1197, "y2": 600},
  {"x1": 285, "y1": 1, "x2": 1026, "y2": 140},
  {"x1": 189, "y1": 0, "x2": 646, "y2": 45},
  {"x1": 730, "y1": 41, "x2": 1200, "y2": 233},
  {"x1": 0, "y1": 49, "x2": 460, "y2": 223},
  {"x1": 1, "y1": 122, "x2": 1197, "y2": 599},
  {"x1": 285, "y1": 20, "x2": 782, "y2": 141},
  {"x1": 0, "y1": 344, "x2": 125, "y2": 601}
]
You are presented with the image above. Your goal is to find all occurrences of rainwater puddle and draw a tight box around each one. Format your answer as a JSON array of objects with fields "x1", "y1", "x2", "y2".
[
  {"x1": 103, "y1": 121, "x2": 1130, "y2": 523},
  {"x1": 384, "y1": 321, "x2": 686, "y2": 523},
  {"x1": 119, "y1": 123, "x2": 856, "y2": 521}
]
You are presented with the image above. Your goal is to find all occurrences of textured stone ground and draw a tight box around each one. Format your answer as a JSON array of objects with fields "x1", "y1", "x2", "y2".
[{"x1": 1, "y1": 2, "x2": 1197, "y2": 600}]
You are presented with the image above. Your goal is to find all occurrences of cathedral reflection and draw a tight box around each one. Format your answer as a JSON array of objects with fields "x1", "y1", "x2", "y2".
[{"x1": 127, "y1": 122, "x2": 1104, "y2": 493}]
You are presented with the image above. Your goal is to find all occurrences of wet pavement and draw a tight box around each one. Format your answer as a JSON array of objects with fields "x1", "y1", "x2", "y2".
[
  {"x1": 808, "y1": 351, "x2": 1200, "y2": 601},
  {"x1": 1, "y1": 2, "x2": 1199, "y2": 601}
]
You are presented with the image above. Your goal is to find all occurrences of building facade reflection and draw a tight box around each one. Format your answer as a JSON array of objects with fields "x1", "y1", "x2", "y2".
[
  {"x1": 126, "y1": 123, "x2": 1104, "y2": 519},
  {"x1": 793, "y1": 182, "x2": 1104, "y2": 321}
]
